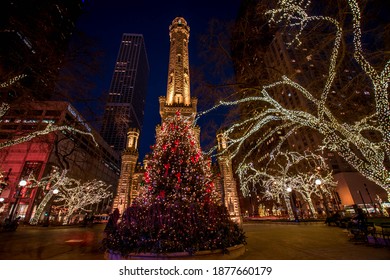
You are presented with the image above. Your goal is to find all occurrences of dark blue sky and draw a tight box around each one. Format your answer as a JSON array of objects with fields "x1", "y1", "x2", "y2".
[{"x1": 76, "y1": 0, "x2": 241, "y2": 159}]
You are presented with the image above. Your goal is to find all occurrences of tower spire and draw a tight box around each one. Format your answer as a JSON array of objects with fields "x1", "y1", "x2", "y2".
[
  {"x1": 112, "y1": 128, "x2": 140, "y2": 214},
  {"x1": 166, "y1": 17, "x2": 190, "y2": 105},
  {"x1": 159, "y1": 17, "x2": 197, "y2": 121}
]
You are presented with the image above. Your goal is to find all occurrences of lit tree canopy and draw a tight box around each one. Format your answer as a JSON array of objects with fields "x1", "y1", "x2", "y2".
[
  {"x1": 200, "y1": 0, "x2": 389, "y2": 197},
  {"x1": 28, "y1": 169, "x2": 111, "y2": 225},
  {"x1": 54, "y1": 178, "x2": 111, "y2": 224},
  {"x1": 238, "y1": 151, "x2": 336, "y2": 219}
]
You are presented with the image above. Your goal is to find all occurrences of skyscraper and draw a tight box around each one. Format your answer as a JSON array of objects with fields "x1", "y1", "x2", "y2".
[
  {"x1": 101, "y1": 34, "x2": 149, "y2": 152},
  {"x1": 0, "y1": 0, "x2": 84, "y2": 103}
]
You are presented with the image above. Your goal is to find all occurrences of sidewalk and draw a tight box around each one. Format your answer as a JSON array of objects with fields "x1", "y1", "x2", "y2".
[{"x1": 239, "y1": 222, "x2": 390, "y2": 260}]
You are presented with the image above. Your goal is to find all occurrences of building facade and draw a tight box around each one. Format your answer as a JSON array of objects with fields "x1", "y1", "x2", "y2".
[
  {"x1": 217, "y1": 133, "x2": 242, "y2": 224},
  {"x1": 0, "y1": 0, "x2": 85, "y2": 103},
  {"x1": 0, "y1": 101, "x2": 120, "y2": 223},
  {"x1": 101, "y1": 34, "x2": 149, "y2": 153}
]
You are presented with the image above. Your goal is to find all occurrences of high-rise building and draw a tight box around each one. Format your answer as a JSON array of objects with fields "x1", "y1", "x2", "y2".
[
  {"x1": 0, "y1": 0, "x2": 85, "y2": 103},
  {"x1": 101, "y1": 34, "x2": 149, "y2": 152}
]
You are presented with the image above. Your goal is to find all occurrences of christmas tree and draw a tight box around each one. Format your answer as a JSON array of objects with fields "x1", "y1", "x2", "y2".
[{"x1": 103, "y1": 111, "x2": 245, "y2": 255}]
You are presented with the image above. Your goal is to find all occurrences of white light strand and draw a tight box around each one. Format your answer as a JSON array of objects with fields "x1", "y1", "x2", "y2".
[
  {"x1": 29, "y1": 169, "x2": 69, "y2": 225},
  {"x1": 239, "y1": 151, "x2": 337, "y2": 219},
  {"x1": 199, "y1": 0, "x2": 389, "y2": 199},
  {"x1": 16, "y1": 169, "x2": 111, "y2": 225},
  {"x1": 0, "y1": 124, "x2": 98, "y2": 150},
  {"x1": 0, "y1": 74, "x2": 27, "y2": 89},
  {"x1": 0, "y1": 103, "x2": 10, "y2": 119},
  {"x1": 54, "y1": 178, "x2": 111, "y2": 224}
]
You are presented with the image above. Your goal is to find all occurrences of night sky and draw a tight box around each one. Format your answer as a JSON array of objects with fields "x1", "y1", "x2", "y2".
[{"x1": 75, "y1": 0, "x2": 241, "y2": 159}]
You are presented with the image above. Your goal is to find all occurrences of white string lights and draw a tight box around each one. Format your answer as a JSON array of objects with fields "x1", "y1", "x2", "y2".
[
  {"x1": 199, "y1": 0, "x2": 389, "y2": 199},
  {"x1": 0, "y1": 103, "x2": 10, "y2": 119},
  {"x1": 27, "y1": 168, "x2": 111, "y2": 225},
  {"x1": 0, "y1": 74, "x2": 27, "y2": 89},
  {"x1": 238, "y1": 151, "x2": 337, "y2": 219},
  {"x1": 0, "y1": 123, "x2": 98, "y2": 149},
  {"x1": 0, "y1": 102, "x2": 98, "y2": 150},
  {"x1": 54, "y1": 178, "x2": 111, "y2": 225},
  {"x1": 29, "y1": 169, "x2": 69, "y2": 225}
]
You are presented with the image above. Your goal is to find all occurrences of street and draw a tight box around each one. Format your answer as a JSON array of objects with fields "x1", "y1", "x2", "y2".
[{"x1": 0, "y1": 223, "x2": 389, "y2": 260}]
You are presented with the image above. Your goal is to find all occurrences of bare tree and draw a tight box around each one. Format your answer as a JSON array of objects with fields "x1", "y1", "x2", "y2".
[
  {"x1": 54, "y1": 178, "x2": 111, "y2": 225},
  {"x1": 238, "y1": 150, "x2": 337, "y2": 219},
  {"x1": 29, "y1": 169, "x2": 111, "y2": 225},
  {"x1": 201, "y1": 0, "x2": 389, "y2": 198}
]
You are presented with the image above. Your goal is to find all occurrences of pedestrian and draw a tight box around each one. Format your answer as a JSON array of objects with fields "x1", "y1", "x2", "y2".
[
  {"x1": 325, "y1": 211, "x2": 341, "y2": 226},
  {"x1": 351, "y1": 208, "x2": 367, "y2": 227},
  {"x1": 104, "y1": 208, "x2": 120, "y2": 234}
]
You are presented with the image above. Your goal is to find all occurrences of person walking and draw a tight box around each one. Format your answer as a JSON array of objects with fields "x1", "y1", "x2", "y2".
[{"x1": 104, "y1": 208, "x2": 120, "y2": 234}]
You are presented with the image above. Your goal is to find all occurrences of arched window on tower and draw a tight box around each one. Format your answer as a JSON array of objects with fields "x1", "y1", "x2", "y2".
[{"x1": 175, "y1": 94, "x2": 183, "y2": 104}]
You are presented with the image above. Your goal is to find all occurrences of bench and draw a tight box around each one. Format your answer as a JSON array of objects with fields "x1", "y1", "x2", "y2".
[
  {"x1": 348, "y1": 221, "x2": 372, "y2": 243},
  {"x1": 379, "y1": 223, "x2": 390, "y2": 247},
  {"x1": 362, "y1": 222, "x2": 390, "y2": 247}
]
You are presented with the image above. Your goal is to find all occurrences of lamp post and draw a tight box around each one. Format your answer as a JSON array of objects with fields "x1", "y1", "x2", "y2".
[
  {"x1": 8, "y1": 179, "x2": 27, "y2": 220},
  {"x1": 287, "y1": 187, "x2": 299, "y2": 221},
  {"x1": 315, "y1": 179, "x2": 330, "y2": 217},
  {"x1": 43, "y1": 188, "x2": 59, "y2": 226},
  {"x1": 364, "y1": 183, "x2": 377, "y2": 215},
  {"x1": 285, "y1": 187, "x2": 296, "y2": 220}
]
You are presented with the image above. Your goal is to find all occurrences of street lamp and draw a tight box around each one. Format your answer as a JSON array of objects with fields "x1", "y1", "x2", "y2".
[
  {"x1": 285, "y1": 187, "x2": 296, "y2": 220},
  {"x1": 44, "y1": 188, "x2": 60, "y2": 226},
  {"x1": 19, "y1": 180, "x2": 27, "y2": 187},
  {"x1": 315, "y1": 178, "x2": 330, "y2": 217},
  {"x1": 286, "y1": 187, "x2": 299, "y2": 221}
]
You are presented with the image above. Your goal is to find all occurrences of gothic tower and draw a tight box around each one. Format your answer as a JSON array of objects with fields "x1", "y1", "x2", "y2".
[
  {"x1": 217, "y1": 132, "x2": 243, "y2": 224},
  {"x1": 159, "y1": 17, "x2": 198, "y2": 122},
  {"x1": 158, "y1": 17, "x2": 200, "y2": 142},
  {"x1": 112, "y1": 128, "x2": 139, "y2": 214}
]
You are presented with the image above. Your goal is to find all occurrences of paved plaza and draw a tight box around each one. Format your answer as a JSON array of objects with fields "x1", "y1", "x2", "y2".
[
  {"x1": 0, "y1": 222, "x2": 389, "y2": 260},
  {"x1": 240, "y1": 222, "x2": 389, "y2": 260}
]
